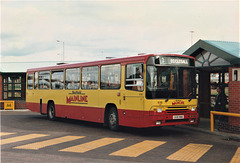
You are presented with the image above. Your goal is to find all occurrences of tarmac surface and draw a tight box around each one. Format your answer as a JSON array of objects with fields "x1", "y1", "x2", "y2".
[
  {"x1": 178, "y1": 117, "x2": 240, "y2": 142},
  {"x1": 1, "y1": 109, "x2": 240, "y2": 141}
]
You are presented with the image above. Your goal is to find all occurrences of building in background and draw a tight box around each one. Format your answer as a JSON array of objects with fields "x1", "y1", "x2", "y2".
[
  {"x1": 184, "y1": 39, "x2": 240, "y2": 133},
  {"x1": 0, "y1": 72, "x2": 26, "y2": 109}
]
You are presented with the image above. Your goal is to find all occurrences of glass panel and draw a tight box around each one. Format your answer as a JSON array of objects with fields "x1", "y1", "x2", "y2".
[
  {"x1": 125, "y1": 63, "x2": 144, "y2": 91},
  {"x1": 210, "y1": 73, "x2": 219, "y2": 85},
  {"x1": 8, "y1": 84, "x2": 12, "y2": 90},
  {"x1": 225, "y1": 73, "x2": 229, "y2": 84},
  {"x1": 65, "y1": 68, "x2": 80, "y2": 90},
  {"x1": 203, "y1": 61, "x2": 209, "y2": 67},
  {"x1": 8, "y1": 92, "x2": 12, "y2": 98},
  {"x1": 39, "y1": 71, "x2": 50, "y2": 89},
  {"x1": 209, "y1": 53, "x2": 218, "y2": 63},
  {"x1": 14, "y1": 76, "x2": 21, "y2": 83},
  {"x1": 195, "y1": 61, "x2": 202, "y2": 67},
  {"x1": 51, "y1": 70, "x2": 64, "y2": 89},
  {"x1": 27, "y1": 74, "x2": 34, "y2": 89},
  {"x1": 196, "y1": 74, "x2": 199, "y2": 84},
  {"x1": 225, "y1": 87, "x2": 229, "y2": 97},
  {"x1": 3, "y1": 77, "x2": 7, "y2": 83},
  {"x1": 210, "y1": 58, "x2": 230, "y2": 66},
  {"x1": 14, "y1": 84, "x2": 22, "y2": 90},
  {"x1": 146, "y1": 66, "x2": 195, "y2": 99},
  {"x1": 196, "y1": 54, "x2": 204, "y2": 63},
  {"x1": 4, "y1": 84, "x2": 8, "y2": 91},
  {"x1": 101, "y1": 64, "x2": 121, "y2": 89},
  {"x1": 203, "y1": 51, "x2": 210, "y2": 60},
  {"x1": 8, "y1": 77, "x2": 12, "y2": 83},
  {"x1": 82, "y1": 66, "x2": 99, "y2": 89},
  {"x1": 4, "y1": 92, "x2": 7, "y2": 99},
  {"x1": 34, "y1": 72, "x2": 38, "y2": 89},
  {"x1": 14, "y1": 92, "x2": 21, "y2": 98}
]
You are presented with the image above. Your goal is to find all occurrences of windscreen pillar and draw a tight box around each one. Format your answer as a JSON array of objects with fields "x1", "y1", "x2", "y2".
[{"x1": 199, "y1": 71, "x2": 211, "y2": 118}]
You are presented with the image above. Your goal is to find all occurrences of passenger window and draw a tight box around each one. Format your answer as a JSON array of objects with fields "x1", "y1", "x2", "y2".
[
  {"x1": 65, "y1": 68, "x2": 80, "y2": 90},
  {"x1": 27, "y1": 74, "x2": 34, "y2": 89},
  {"x1": 101, "y1": 64, "x2": 121, "y2": 89},
  {"x1": 82, "y1": 66, "x2": 99, "y2": 89},
  {"x1": 39, "y1": 71, "x2": 50, "y2": 89},
  {"x1": 51, "y1": 70, "x2": 64, "y2": 89},
  {"x1": 125, "y1": 63, "x2": 144, "y2": 91},
  {"x1": 34, "y1": 72, "x2": 38, "y2": 89}
]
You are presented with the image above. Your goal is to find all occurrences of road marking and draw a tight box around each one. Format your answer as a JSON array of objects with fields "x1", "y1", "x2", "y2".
[
  {"x1": 60, "y1": 138, "x2": 124, "y2": 153},
  {"x1": 0, "y1": 132, "x2": 16, "y2": 136},
  {"x1": 14, "y1": 136, "x2": 85, "y2": 150},
  {"x1": 110, "y1": 140, "x2": 166, "y2": 157},
  {"x1": 166, "y1": 143, "x2": 213, "y2": 162},
  {"x1": 1, "y1": 134, "x2": 48, "y2": 145},
  {"x1": 230, "y1": 147, "x2": 240, "y2": 163}
]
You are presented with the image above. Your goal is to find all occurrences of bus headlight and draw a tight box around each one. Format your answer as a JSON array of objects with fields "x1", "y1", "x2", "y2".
[
  {"x1": 156, "y1": 121, "x2": 161, "y2": 125},
  {"x1": 191, "y1": 107, "x2": 196, "y2": 111},
  {"x1": 157, "y1": 108, "x2": 162, "y2": 113}
]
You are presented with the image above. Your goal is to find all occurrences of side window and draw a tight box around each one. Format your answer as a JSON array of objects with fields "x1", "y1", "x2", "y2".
[
  {"x1": 125, "y1": 63, "x2": 144, "y2": 91},
  {"x1": 101, "y1": 64, "x2": 121, "y2": 89},
  {"x1": 65, "y1": 68, "x2": 80, "y2": 90},
  {"x1": 51, "y1": 70, "x2": 64, "y2": 89},
  {"x1": 34, "y1": 72, "x2": 38, "y2": 89},
  {"x1": 27, "y1": 74, "x2": 34, "y2": 89},
  {"x1": 82, "y1": 66, "x2": 99, "y2": 89},
  {"x1": 39, "y1": 71, "x2": 50, "y2": 89}
]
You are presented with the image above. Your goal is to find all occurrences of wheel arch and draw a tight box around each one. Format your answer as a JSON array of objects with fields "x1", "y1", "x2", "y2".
[{"x1": 47, "y1": 100, "x2": 55, "y2": 109}]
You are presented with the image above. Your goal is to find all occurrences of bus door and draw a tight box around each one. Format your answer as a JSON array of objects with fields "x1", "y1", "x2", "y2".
[{"x1": 121, "y1": 63, "x2": 144, "y2": 125}]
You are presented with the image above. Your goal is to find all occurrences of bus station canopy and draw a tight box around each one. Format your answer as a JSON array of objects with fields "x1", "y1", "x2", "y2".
[{"x1": 183, "y1": 40, "x2": 240, "y2": 69}]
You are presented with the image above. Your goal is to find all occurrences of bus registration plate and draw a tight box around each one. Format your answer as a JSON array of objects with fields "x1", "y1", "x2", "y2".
[{"x1": 173, "y1": 115, "x2": 184, "y2": 119}]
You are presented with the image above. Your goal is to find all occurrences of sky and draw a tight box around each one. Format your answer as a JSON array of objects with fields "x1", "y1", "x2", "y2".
[{"x1": 1, "y1": 0, "x2": 239, "y2": 72}]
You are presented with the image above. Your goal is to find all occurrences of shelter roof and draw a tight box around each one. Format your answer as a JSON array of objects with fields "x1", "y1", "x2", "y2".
[{"x1": 184, "y1": 40, "x2": 240, "y2": 65}]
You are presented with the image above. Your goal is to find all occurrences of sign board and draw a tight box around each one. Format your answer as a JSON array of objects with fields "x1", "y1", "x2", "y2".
[
  {"x1": 159, "y1": 56, "x2": 190, "y2": 66},
  {"x1": 0, "y1": 101, "x2": 15, "y2": 110}
]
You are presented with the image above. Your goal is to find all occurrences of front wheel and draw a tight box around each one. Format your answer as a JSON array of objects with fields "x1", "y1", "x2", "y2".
[
  {"x1": 47, "y1": 102, "x2": 56, "y2": 121},
  {"x1": 108, "y1": 107, "x2": 119, "y2": 131}
]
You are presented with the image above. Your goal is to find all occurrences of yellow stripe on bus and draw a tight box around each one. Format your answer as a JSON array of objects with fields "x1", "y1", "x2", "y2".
[
  {"x1": 14, "y1": 136, "x2": 85, "y2": 150},
  {"x1": 1, "y1": 134, "x2": 48, "y2": 145},
  {"x1": 60, "y1": 138, "x2": 124, "y2": 153},
  {"x1": 166, "y1": 143, "x2": 213, "y2": 162},
  {"x1": 230, "y1": 147, "x2": 240, "y2": 163},
  {"x1": 0, "y1": 132, "x2": 16, "y2": 136},
  {"x1": 110, "y1": 140, "x2": 166, "y2": 157}
]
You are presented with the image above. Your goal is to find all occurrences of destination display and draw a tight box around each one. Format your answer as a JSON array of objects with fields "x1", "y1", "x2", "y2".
[{"x1": 159, "y1": 56, "x2": 191, "y2": 66}]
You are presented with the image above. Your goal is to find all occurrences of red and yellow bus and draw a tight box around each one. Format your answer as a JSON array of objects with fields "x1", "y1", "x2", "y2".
[{"x1": 26, "y1": 54, "x2": 198, "y2": 130}]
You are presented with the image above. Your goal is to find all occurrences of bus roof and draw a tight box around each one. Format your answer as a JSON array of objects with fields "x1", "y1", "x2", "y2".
[{"x1": 27, "y1": 54, "x2": 195, "y2": 73}]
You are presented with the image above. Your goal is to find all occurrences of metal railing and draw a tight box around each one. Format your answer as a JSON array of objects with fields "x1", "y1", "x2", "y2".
[{"x1": 210, "y1": 111, "x2": 240, "y2": 132}]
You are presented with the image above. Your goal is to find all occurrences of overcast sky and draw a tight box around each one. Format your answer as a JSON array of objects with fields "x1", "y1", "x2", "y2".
[{"x1": 1, "y1": 0, "x2": 239, "y2": 72}]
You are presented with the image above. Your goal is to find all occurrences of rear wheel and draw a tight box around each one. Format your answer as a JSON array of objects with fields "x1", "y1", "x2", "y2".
[
  {"x1": 47, "y1": 102, "x2": 55, "y2": 121},
  {"x1": 108, "y1": 107, "x2": 119, "y2": 131}
]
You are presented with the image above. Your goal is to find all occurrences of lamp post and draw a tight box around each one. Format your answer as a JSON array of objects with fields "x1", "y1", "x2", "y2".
[
  {"x1": 190, "y1": 31, "x2": 194, "y2": 45},
  {"x1": 57, "y1": 40, "x2": 64, "y2": 62}
]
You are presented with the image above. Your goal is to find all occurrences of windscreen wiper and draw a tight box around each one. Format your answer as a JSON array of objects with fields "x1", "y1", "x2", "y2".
[
  {"x1": 187, "y1": 92, "x2": 192, "y2": 102},
  {"x1": 165, "y1": 91, "x2": 173, "y2": 102}
]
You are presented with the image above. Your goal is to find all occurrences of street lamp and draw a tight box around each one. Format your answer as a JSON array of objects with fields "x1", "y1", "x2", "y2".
[
  {"x1": 190, "y1": 31, "x2": 194, "y2": 46},
  {"x1": 57, "y1": 40, "x2": 64, "y2": 62}
]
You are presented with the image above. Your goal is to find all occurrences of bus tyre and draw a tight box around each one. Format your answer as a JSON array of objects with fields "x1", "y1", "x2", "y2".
[
  {"x1": 108, "y1": 107, "x2": 119, "y2": 131},
  {"x1": 47, "y1": 103, "x2": 56, "y2": 121}
]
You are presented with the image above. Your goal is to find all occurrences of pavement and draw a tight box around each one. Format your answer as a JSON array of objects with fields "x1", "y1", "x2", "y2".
[{"x1": 177, "y1": 117, "x2": 240, "y2": 142}]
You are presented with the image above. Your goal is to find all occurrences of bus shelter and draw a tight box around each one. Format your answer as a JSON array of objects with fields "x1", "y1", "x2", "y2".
[{"x1": 184, "y1": 40, "x2": 240, "y2": 133}]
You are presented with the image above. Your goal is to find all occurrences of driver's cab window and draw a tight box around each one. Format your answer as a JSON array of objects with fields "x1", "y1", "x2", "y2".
[{"x1": 125, "y1": 63, "x2": 144, "y2": 91}]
